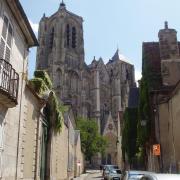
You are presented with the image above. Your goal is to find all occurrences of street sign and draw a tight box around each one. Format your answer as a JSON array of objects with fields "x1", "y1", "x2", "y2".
[{"x1": 153, "y1": 144, "x2": 160, "y2": 156}]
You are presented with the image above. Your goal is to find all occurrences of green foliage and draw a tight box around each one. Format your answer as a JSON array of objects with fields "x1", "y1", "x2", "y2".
[
  {"x1": 34, "y1": 70, "x2": 52, "y2": 89},
  {"x1": 50, "y1": 92, "x2": 68, "y2": 133},
  {"x1": 142, "y1": 53, "x2": 162, "y2": 91},
  {"x1": 28, "y1": 78, "x2": 49, "y2": 95},
  {"x1": 76, "y1": 117, "x2": 108, "y2": 161},
  {"x1": 29, "y1": 70, "x2": 66, "y2": 133},
  {"x1": 121, "y1": 108, "x2": 138, "y2": 164},
  {"x1": 135, "y1": 51, "x2": 158, "y2": 166}
]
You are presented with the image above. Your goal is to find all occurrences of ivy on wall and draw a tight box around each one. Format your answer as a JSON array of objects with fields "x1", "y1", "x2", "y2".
[
  {"x1": 135, "y1": 50, "x2": 161, "y2": 165},
  {"x1": 29, "y1": 70, "x2": 66, "y2": 133},
  {"x1": 122, "y1": 108, "x2": 138, "y2": 165}
]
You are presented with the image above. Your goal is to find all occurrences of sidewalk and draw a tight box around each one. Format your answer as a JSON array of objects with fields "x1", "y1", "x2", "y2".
[{"x1": 73, "y1": 170, "x2": 100, "y2": 180}]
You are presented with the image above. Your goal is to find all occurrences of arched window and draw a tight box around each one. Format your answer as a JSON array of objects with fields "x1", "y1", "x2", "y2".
[
  {"x1": 72, "y1": 26, "x2": 76, "y2": 48},
  {"x1": 55, "y1": 69, "x2": 62, "y2": 87},
  {"x1": 70, "y1": 72, "x2": 78, "y2": 92},
  {"x1": 49, "y1": 27, "x2": 54, "y2": 49},
  {"x1": 66, "y1": 24, "x2": 70, "y2": 48},
  {"x1": 0, "y1": 15, "x2": 13, "y2": 61}
]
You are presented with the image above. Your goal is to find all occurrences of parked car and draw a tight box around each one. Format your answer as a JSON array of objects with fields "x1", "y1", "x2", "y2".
[
  {"x1": 103, "y1": 165, "x2": 120, "y2": 180},
  {"x1": 140, "y1": 173, "x2": 180, "y2": 180},
  {"x1": 106, "y1": 168, "x2": 122, "y2": 180},
  {"x1": 122, "y1": 170, "x2": 154, "y2": 180}
]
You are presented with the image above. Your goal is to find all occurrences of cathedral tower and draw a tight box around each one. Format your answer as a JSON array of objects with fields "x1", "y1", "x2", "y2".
[{"x1": 36, "y1": 2, "x2": 85, "y2": 116}]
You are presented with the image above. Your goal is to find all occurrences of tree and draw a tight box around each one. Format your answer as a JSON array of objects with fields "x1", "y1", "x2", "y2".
[{"x1": 76, "y1": 117, "x2": 107, "y2": 161}]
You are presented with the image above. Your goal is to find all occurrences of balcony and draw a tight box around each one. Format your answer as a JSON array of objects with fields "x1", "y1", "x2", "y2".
[{"x1": 0, "y1": 59, "x2": 19, "y2": 108}]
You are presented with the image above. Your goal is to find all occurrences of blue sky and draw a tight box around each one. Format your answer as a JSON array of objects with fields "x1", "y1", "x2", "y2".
[{"x1": 20, "y1": 0, "x2": 180, "y2": 80}]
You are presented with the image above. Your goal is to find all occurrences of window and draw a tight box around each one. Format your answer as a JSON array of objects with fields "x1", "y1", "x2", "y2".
[
  {"x1": 55, "y1": 68, "x2": 62, "y2": 87},
  {"x1": 49, "y1": 27, "x2": 54, "y2": 49},
  {"x1": 66, "y1": 24, "x2": 70, "y2": 48},
  {"x1": 0, "y1": 15, "x2": 13, "y2": 61},
  {"x1": 72, "y1": 26, "x2": 76, "y2": 48}
]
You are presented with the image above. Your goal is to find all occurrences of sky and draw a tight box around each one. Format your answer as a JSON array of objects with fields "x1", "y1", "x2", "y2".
[{"x1": 20, "y1": 0, "x2": 180, "y2": 80}]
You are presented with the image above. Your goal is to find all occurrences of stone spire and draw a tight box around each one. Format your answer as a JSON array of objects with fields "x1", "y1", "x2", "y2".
[
  {"x1": 165, "y1": 21, "x2": 168, "y2": 29},
  {"x1": 59, "y1": 0, "x2": 66, "y2": 10}
]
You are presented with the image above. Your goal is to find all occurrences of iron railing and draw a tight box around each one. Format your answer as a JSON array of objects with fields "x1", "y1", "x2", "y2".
[{"x1": 0, "y1": 58, "x2": 19, "y2": 103}]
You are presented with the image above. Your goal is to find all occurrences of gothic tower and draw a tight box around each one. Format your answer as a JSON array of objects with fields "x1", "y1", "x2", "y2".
[{"x1": 36, "y1": 2, "x2": 86, "y2": 116}]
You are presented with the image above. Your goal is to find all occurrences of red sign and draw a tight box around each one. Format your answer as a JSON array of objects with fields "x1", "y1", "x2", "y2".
[{"x1": 153, "y1": 144, "x2": 160, "y2": 156}]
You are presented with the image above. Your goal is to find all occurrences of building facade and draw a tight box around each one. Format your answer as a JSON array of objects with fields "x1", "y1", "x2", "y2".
[
  {"x1": 36, "y1": 2, "x2": 136, "y2": 166},
  {"x1": 0, "y1": 0, "x2": 38, "y2": 179},
  {"x1": 142, "y1": 22, "x2": 180, "y2": 173}
]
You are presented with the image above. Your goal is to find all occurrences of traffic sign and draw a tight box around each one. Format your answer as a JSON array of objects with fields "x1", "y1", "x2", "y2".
[{"x1": 153, "y1": 144, "x2": 160, "y2": 156}]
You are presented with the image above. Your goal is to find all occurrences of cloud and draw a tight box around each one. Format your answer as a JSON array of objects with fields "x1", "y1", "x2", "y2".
[
  {"x1": 29, "y1": 20, "x2": 39, "y2": 34},
  {"x1": 135, "y1": 70, "x2": 142, "y2": 82}
]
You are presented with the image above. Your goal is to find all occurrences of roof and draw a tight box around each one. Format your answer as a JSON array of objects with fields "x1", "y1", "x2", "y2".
[
  {"x1": 49, "y1": 2, "x2": 83, "y2": 23},
  {"x1": 111, "y1": 49, "x2": 132, "y2": 64},
  {"x1": 6, "y1": 0, "x2": 38, "y2": 47},
  {"x1": 128, "y1": 87, "x2": 139, "y2": 108}
]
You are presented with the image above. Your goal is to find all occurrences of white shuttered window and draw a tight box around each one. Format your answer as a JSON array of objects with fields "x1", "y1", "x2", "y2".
[{"x1": 0, "y1": 15, "x2": 12, "y2": 61}]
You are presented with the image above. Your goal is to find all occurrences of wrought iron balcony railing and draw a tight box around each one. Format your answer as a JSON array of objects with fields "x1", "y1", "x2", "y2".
[{"x1": 0, "y1": 59, "x2": 19, "y2": 107}]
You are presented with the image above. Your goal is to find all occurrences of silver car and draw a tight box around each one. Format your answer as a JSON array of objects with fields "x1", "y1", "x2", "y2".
[
  {"x1": 106, "y1": 169, "x2": 122, "y2": 180},
  {"x1": 123, "y1": 170, "x2": 154, "y2": 180},
  {"x1": 140, "y1": 173, "x2": 180, "y2": 180},
  {"x1": 103, "y1": 165, "x2": 120, "y2": 180}
]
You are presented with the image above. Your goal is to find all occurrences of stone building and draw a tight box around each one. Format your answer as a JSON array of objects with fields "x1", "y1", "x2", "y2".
[
  {"x1": 142, "y1": 22, "x2": 180, "y2": 172},
  {"x1": 0, "y1": 1, "x2": 84, "y2": 179},
  {"x1": 36, "y1": 2, "x2": 136, "y2": 166},
  {"x1": 0, "y1": 0, "x2": 39, "y2": 179}
]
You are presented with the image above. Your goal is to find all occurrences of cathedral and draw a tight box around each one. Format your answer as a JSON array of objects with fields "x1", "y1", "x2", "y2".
[{"x1": 36, "y1": 2, "x2": 136, "y2": 166}]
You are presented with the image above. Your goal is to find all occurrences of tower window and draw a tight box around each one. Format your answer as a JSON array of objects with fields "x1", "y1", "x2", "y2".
[
  {"x1": 72, "y1": 27, "x2": 76, "y2": 48},
  {"x1": 66, "y1": 24, "x2": 70, "y2": 48},
  {"x1": 49, "y1": 28, "x2": 54, "y2": 49}
]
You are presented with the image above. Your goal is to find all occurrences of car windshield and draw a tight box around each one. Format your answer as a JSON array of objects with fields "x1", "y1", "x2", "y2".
[
  {"x1": 110, "y1": 165, "x2": 119, "y2": 169},
  {"x1": 116, "y1": 169, "x2": 122, "y2": 174}
]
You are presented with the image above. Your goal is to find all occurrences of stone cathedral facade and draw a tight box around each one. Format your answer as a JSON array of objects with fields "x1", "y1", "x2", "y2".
[{"x1": 36, "y1": 2, "x2": 136, "y2": 166}]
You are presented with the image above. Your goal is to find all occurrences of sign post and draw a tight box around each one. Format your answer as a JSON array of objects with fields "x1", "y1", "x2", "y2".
[{"x1": 77, "y1": 160, "x2": 81, "y2": 176}]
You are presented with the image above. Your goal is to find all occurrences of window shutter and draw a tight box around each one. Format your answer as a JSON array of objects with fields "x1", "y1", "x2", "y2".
[
  {"x1": 0, "y1": 39, "x2": 5, "y2": 59},
  {"x1": 0, "y1": 15, "x2": 12, "y2": 61},
  {"x1": 5, "y1": 46, "x2": 10, "y2": 61},
  {"x1": 7, "y1": 25, "x2": 12, "y2": 47},
  {"x1": 2, "y1": 16, "x2": 8, "y2": 39}
]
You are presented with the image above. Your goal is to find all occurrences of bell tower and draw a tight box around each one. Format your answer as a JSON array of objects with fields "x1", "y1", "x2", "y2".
[{"x1": 36, "y1": 1, "x2": 85, "y2": 111}]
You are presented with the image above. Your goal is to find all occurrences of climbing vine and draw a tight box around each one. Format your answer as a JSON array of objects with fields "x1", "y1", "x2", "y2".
[
  {"x1": 122, "y1": 108, "x2": 138, "y2": 166},
  {"x1": 29, "y1": 70, "x2": 66, "y2": 133},
  {"x1": 136, "y1": 50, "x2": 162, "y2": 165}
]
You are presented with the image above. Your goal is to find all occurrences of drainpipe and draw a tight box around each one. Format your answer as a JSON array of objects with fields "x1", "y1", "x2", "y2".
[
  {"x1": 15, "y1": 46, "x2": 27, "y2": 180},
  {"x1": 170, "y1": 99, "x2": 176, "y2": 172}
]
